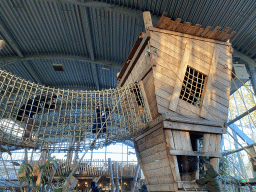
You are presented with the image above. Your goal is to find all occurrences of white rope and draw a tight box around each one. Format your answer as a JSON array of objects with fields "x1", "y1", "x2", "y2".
[
  {"x1": 0, "y1": 70, "x2": 149, "y2": 149},
  {"x1": 67, "y1": 87, "x2": 130, "y2": 180},
  {"x1": 0, "y1": 151, "x2": 15, "y2": 191},
  {"x1": 9, "y1": 153, "x2": 24, "y2": 192}
]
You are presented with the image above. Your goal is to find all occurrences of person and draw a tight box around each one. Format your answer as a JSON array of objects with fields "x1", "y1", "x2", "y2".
[
  {"x1": 139, "y1": 183, "x2": 148, "y2": 192},
  {"x1": 90, "y1": 106, "x2": 110, "y2": 149},
  {"x1": 196, "y1": 162, "x2": 221, "y2": 192},
  {"x1": 92, "y1": 107, "x2": 110, "y2": 134},
  {"x1": 91, "y1": 177, "x2": 99, "y2": 192},
  {"x1": 16, "y1": 94, "x2": 57, "y2": 141}
]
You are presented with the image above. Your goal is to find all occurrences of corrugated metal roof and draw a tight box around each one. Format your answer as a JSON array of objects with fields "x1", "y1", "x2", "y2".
[
  {"x1": 0, "y1": 0, "x2": 255, "y2": 90},
  {"x1": 1, "y1": 61, "x2": 35, "y2": 82},
  {"x1": 0, "y1": 34, "x2": 16, "y2": 57},
  {"x1": 101, "y1": 0, "x2": 256, "y2": 58}
]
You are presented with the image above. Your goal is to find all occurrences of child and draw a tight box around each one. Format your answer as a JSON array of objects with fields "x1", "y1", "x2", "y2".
[{"x1": 16, "y1": 94, "x2": 57, "y2": 141}]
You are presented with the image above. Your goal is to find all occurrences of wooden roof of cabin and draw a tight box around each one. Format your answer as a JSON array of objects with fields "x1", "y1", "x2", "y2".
[
  {"x1": 156, "y1": 12, "x2": 236, "y2": 42},
  {"x1": 117, "y1": 12, "x2": 236, "y2": 84}
]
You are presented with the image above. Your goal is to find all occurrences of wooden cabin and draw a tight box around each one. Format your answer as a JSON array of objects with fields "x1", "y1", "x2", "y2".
[{"x1": 117, "y1": 12, "x2": 234, "y2": 192}]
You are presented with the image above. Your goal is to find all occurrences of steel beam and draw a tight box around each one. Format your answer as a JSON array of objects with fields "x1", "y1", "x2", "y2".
[
  {"x1": 228, "y1": 123, "x2": 254, "y2": 145},
  {"x1": 232, "y1": 130, "x2": 248, "y2": 178},
  {"x1": 0, "y1": 22, "x2": 44, "y2": 85},
  {"x1": 223, "y1": 143, "x2": 256, "y2": 156},
  {"x1": 0, "y1": 55, "x2": 122, "y2": 69},
  {"x1": 22, "y1": 61, "x2": 42, "y2": 84},
  {"x1": 230, "y1": 78, "x2": 248, "y2": 95},
  {"x1": 42, "y1": 0, "x2": 161, "y2": 24},
  {"x1": 227, "y1": 106, "x2": 256, "y2": 126},
  {"x1": 80, "y1": 6, "x2": 100, "y2": 90},
  {"x1": 0, "y1": 21, "x2": 23, "y2": 58}
]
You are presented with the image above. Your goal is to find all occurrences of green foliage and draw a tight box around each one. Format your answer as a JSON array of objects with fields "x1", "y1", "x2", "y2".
[
  {"x1": 18, "y1": 162, "x2": 34, "y2": 185},
  {"x1": 54, "y1": 187, "x2": 63, "y2": 192},
  {"x1": 219, "y1": 156, "x2": 230, "y2": 180},
  {"x1": 11, "y1": 161, "x2": 20, "y2": 166},
  {"x1": 40, "y1": 154, "x2": 59, "y2": 186},
  {"x1": 17, "y1": 152, "x2": 61, "y2": 191}
]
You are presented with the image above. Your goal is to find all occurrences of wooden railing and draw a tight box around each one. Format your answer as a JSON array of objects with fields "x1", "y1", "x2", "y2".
[{"x1": 55, "y1": 159, "x2": 140, "y2": 178}]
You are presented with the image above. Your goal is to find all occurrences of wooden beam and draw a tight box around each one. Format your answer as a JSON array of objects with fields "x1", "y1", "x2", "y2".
[
  {"x1": 169, "y1": 150, "x2": 221, "y2": 157},
  {"x1": 200, "y1": 47, "x2": 220, "y2": 117},
  {"x1": 0, "y1": 145, "x2": 11, "y2": 155},
  {"x1": 156, "y1": 12, "x2": 167, "y2": 28},
  {"x1": 148, "y1": 27, "x2": 231, "y2": 46},
  {"x1": 163, "y1": 121, "x2": 227, "y2": 134},
  {"x1": 143, "y1": 11, "x2": 153, "y2": 30},
  {"x1": 118, "y1": 34, "x2": 150, "y2": 86},
  {"x1": 117, "y1": 33, "x2": 144, "y2": 80},
  {"x1": 162, "y1": 115, "x2": 221, "y2": 127},
  {"x1": 169, "y1": 42, "x2": 192, "y2": 111},
  {"x1": 164, "y1": 129, "x2": 180, "y2": 181}
]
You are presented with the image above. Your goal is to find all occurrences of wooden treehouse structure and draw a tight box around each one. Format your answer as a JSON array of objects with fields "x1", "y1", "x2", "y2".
[{"x1": 117, "y1": 12, "x2": 234, "y2": 192}]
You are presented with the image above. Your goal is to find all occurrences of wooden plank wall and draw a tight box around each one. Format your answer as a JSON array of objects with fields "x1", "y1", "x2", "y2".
[
  {"x1": 134, "y1": 121, "x2": 179, "y2": 191},
  {"x1": 149, "y1": 31, "x2": 183, "y2": 115},
  {"x1": 206, "y1": 47, "x2": 232, "y2": 125},
  {"x1": 142, "y1": 70, "x2": 158, "y2": 119},
  {"x1": 120, "y1": 28, "x2": 231, "y2": 126},
  {"x1": 124, "y1": 46, "x2": 150, "y2": 85},
  {"x1": 148, "y1": 28, "x2": 232, "y2": 126}
]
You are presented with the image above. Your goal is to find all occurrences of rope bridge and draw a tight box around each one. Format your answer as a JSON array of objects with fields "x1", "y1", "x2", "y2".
[{"x1": 0, "y1": 70, "x2": 150, "y2": 150}]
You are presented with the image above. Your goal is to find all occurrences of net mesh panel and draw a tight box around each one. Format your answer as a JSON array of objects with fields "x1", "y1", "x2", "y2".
[
  {"x1": 0, "y1": 70, "x2": 150, "y2": 150},
  {"x1": 179, "y1": 66, "x2": 206, "y2": 106}
]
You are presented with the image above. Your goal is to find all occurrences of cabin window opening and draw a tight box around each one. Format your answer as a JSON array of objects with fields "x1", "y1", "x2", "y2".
[{"x1": 179, "y1": 66, "x2": 206, "y2": 106}]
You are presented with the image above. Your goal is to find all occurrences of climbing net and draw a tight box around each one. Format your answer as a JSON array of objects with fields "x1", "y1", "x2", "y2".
[{"x1": 0, "y1": 70, "x2": 150, "y2": 150}]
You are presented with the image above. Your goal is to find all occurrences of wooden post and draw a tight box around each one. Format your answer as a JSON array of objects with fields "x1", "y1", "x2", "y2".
[
  {"x1": 143, "y1": 11, "x2": 153, "y2": 30},
  {"x1": 24, "y1": 148, "x2": 29, "y2": 192},
  {"x1": 67, "y1": 149, "x2": 73, "y2": 163},
  {"x1": 37, "y1": 145, "x2": 48, "y2": 186},
  {"x1": 165, "y1": 129, "x2": 181, "y2": 181},
  {"x1": 115, "y1": 162, "x2": 119, "y2": 192},
  {"x1": 108, "y1": 158, "x2": 115, "y2": 192},
  {"x1": 131, "y1": 164, "x2": 140, "y2": 192},
  {"x1": 200, "y1": 47, "x2": 220, "y2": 117},
  {"x1": 169, "y1": 42, "x2": 192, "y2": 111},
  {"x1": 0, "y1": 40, "x2": 5, "y2": 50},
  {"x1": 73, "y1": 142, "x2": 81, "y2": 164},
  {"x1": 24, "y1": 148, "x2": 28, "y2": 163}
]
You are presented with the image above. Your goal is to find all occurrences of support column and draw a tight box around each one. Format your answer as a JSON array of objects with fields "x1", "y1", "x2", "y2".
[
  {"x1": 108, "y1": 158, "x2": 115, "y2": 192},
  {"x1": 131, "y1": 164, "x2": 140, "y2": 192},
  {"x1": 115, "y1": 162, "x2": 119, "y2": 192},
  {"x1": 232, "y1": 130, "x2": 248, "y2": 178}
]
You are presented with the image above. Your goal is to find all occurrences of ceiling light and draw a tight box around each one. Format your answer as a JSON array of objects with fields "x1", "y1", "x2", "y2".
[
  {"x1": 102, "y1": 66, "x2": 109, "y2": 70},
  {"x1": 53, "y1": 63, "x2": 64, "y2": 71}
]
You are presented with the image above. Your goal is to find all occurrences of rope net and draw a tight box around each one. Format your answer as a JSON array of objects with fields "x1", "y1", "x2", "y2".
[
  {"x1": 179, "y1": 66, "x2": 206, "y2": 107},
  {"x1": 0, "y1": 70, "x2": 150, "y2": 150}
]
